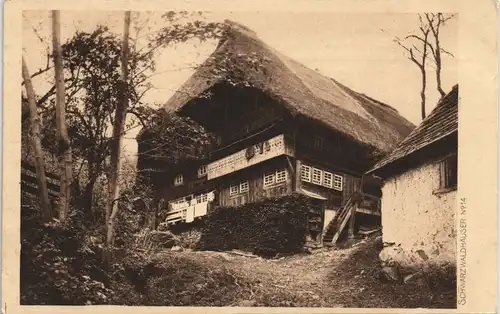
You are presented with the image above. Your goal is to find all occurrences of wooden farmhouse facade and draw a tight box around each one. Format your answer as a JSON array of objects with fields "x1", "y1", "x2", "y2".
[
  {"x1": 137, "y1": 20, "x2": 415, "y2": 245},
  {"x1": 367, "y1": 85, "x2": 458, "y2": 267}
]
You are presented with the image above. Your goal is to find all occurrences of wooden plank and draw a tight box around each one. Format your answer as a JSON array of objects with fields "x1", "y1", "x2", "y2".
[
  {"x1": 356, "y1": 208, "x2": 381, "y2": 216},
  {"x1": 21, "y1": 160, "x2": 60, "y2": 180},
  {"x1": 207, "y1": 134, "x2": 293, "y2": 180},
  {"x1": 331, "y1": 208, "x2": 351, "y2": 244},
  {"x1": 21, "y1": 181, "x2": 59, "y2": 198},
  {"x1": 21, "y1": 173, "x2": 60, "y2": 192}
]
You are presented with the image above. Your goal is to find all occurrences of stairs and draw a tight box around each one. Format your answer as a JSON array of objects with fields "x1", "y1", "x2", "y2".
[{"x1": 322, "y1": 196, "x2": 356, "y2": 246}]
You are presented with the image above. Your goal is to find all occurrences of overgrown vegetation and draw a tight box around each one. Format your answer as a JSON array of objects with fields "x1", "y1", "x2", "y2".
[{"x1": 197, "y1": 194, "x2": 310, "y2": 257}]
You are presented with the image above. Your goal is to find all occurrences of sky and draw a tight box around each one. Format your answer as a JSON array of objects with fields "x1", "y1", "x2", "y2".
[{"x1": 22, "y1": 10, "x2": 458, "y2": 157}]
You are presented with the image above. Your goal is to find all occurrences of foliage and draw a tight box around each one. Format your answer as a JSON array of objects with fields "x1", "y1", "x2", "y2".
[
  {"x1": 148, "y1": 12, "x2": 227, "y2": 51},
  {"x1": 20, "y1": 194, "x2": 110, "y2": 305},
  {"x1": 137, "y1": 109, "x2": 214, "y2": 185},
  {"x1": 40, "y1": 26, "x2": 153, "y2": 176},
  {"x1": 197, "y1": 194, "x2": 310, "y2": 257}
]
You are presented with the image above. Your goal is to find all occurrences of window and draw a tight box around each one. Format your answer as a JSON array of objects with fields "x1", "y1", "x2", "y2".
[
  {"x1": 276, "y1": 169, "x2": 287, "y2": 183},
  {"x1": 312, "y1": 168, "x2": 322, "y2": 185},
  {"x1": 230, "y1": 184, "x2": 239, "y2": 196},
  {"x1": 323, "y1": 171, "x2": 333, "y2": 188},
  {"x1": 195, "y1": 193, "x2": 209, "y2": 204},
  {"x1": 333, "y1": 174, "x2": 343, "y2": 191},
  {"x1": 301, "y1": 165, "x2": 311, "y2": 182},
  {"x1": 174, "y1": 174, "x2": 184, "y2": 186},
  {"x1": 171, "y1": 197, "x2": 185, "y2": 205},
  {"x1": 240, "y1": 181, "x2": 249, "y2": 193},
  {"x1": 263, "y1": 172, "x2": 275, "y2": 187},
  {"x1": 441, "y1": 154, "x2": 458, "y2": 189},
  {"x1": 314, "y1": 136, "x2": 325, "y2": 151},
  {"x1": 301, "y1": 163, "x2": 342, "y2": 190},
  {"x1": 198, "y1": 165, "x2": 207, "y2": 177}
]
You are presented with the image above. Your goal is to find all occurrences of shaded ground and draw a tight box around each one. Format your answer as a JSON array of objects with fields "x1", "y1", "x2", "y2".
[{"x1": 151, "y1": 234, "x2": 457, "y2": 308}]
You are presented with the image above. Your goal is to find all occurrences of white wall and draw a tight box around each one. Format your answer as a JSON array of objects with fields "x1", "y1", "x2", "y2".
[
  {"x1": 379, "y1": 161, "x2": 456, "y2": 268},
  {"x1": 323, "y1": 209, "x2": 337, "y2": 231}
]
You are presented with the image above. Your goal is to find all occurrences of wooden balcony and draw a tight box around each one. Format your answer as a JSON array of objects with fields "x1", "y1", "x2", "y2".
[
  {"x1": 166, "y1": 191, "x2": 215, "y2": 224},
  {"x1": 207, "y1": 134, "x2": 294, "y2": 180},
  {"x1": 356, "y1": 193, "x2": 381, "y2": 216}
]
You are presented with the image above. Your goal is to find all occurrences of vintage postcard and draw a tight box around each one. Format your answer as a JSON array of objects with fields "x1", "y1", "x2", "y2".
[{"x1": 3, "y1": 0, "x2": 498, "y2": 313}]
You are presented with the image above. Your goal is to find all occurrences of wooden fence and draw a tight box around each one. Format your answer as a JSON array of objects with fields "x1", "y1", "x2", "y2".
[{"x1": 21, "y1": 161, "x2": 60, "y2": 198}]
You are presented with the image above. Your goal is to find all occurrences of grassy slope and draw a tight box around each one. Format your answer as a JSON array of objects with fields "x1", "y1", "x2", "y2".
[{"x1": 145, "y1": 233, "x2": 456, "y2": 308}]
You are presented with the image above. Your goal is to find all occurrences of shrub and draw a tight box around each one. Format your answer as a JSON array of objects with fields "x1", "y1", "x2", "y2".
[
  {"x1": 196, "y1": 193, "x2": 310, "y2": 257},
  {"x1": 20, "y1": 195, "x2": 111, "y2": 305}
]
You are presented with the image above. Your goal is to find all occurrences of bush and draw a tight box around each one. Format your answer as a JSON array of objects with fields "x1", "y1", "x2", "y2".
[
  {"x1": 196, "y1": 193, "x2": 310, "y2": 257},
  {"x1": 20, "y1": 195, "x2": 111, "y2": 305}
]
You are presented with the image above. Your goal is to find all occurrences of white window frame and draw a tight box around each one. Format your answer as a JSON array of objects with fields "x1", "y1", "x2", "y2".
[
  {"x1": 197, "y1": 165, "x2": 207, "y2": 177},
  {"x1": 174, "y1": 174, "x2": 184, "y2": 186},
  {"x1": 275, "y1": 169, "x2": 287, "y2": 183},
  {"x1": 230, "y1": 184, "x2": 239, "y2": 196},
  {"x1": 323, "y1": 171, "x2": 333, "y2": 188},
  {"x1": 301, "y1": 165, "x2": 311, "y2": 182},
  {"x1": 240, "y1": 181, "x2": 249, "y2": 193},
  {"x1": 195, "y1": 193, "x2": 209, "y2": 203},
  {"x1": 333, "y1": 174, "x2": 343, "y2": 191},
  {"x1": 263, "y1": 172, "x2": 276, "y2": 188},
  {"x1": 312, "y1": 167, "x2": 323, "y2": 185}
]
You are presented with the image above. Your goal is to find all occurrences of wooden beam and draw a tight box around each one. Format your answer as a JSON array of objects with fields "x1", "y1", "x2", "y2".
[
  {"x1": 21, "y1": 173, "x2": 60, "y2": 192},
  {"x1": 21, "y1": 160, "x2": 60, "y2": 181},
  {"x1": 348, "y1": 203, "x2": 356, "y2": 239},
  {"x1": 295, "y1": 159, "x2": 302, "y2": 192}
]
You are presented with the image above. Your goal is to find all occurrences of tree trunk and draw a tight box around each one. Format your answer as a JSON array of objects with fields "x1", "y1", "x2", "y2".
[
  {"x1": 22, "y1": 57, "x2": 52, "y2": 220},
  {"x1": 52, "y1": 10, "x2": 72, "y2": 223},
  {"x1": 434, "y1": 43, "x2": 446, "y2": 98},
  {"x1": 420, "y1": 66, "x2": 427, "y2": 120},
  {"x1": 104, "y1": 11, "x2": 131, "y2": 262},
  {"x1": 83, "y1": 178, "x2": 96, "y2": 221}
]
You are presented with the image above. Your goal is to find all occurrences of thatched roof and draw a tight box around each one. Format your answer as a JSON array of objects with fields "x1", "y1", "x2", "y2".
[
  {"x1": 163, "y1": 20, "x2": 415, "y2": 153},
  {"x1": 368, "y1": 84, "x2": 458, "y2": 175}
]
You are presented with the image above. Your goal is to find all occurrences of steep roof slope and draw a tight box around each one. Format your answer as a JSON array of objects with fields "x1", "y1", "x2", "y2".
[
  {"x1": 163, "y1": 20, "x2": 415, "y2": 153},
  {"x1": 368, "y1": 84, "x2": 458, "y2": 174}
]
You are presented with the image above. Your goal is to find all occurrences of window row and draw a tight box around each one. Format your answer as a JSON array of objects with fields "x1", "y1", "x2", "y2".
[
  {"x1": 170, "y1": 191, "x2": 214, "y2": 206},
  {"x1": 174, "y1": 165, "x2": 208, "y2": 186},
  {"x1": 229, "y1": 168, "x2": 288, "y2": 195},
  {"x1": 264, "y1": 168, "x2": 287, "y2": 188},
  {"x1": 301, "y1": 164, "x2": 343, "y2": 191},
  {"x1": 230, "y1": 180, "x2": 249, "y2": 196}
]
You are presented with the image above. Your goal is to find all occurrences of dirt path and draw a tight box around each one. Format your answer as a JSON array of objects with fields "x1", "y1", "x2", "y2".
[{"x1": 154, "y1": 235, "x2": 456, "y2": 308}]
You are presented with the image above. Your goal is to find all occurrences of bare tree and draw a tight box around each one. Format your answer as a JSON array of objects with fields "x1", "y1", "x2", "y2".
[
  {"x1": 105, "y1": 10, "x2": 131, "y2": 262},
  {"x1": 394, "y1": 13, "x2": 456, "y2": 119},
  {"x1": 425, "y1": 13, "x2": 456, "y2": 98},
  {"x1": 395, "y1": 15, "x2": 431, "y2": 120},
  {"x1": 51, "y1": 10, "x2": 72, "y2": 223},
  {"x1": 22, "y1": 57, "x2": 53, "y2": 220}
]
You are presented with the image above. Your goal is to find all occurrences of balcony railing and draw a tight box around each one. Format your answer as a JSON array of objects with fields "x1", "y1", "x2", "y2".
[
  {"x1": 166, "y1": 191, "x2": 216, "y2": 224},
  {"x1": 356, "y1": 193, "x2": 381, "y2": 216},
  {"x1": 207, "y1": 134, "x2": 293, "y2": 180}
]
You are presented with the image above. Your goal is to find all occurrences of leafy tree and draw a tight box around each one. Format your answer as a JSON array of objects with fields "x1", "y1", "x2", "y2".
[
  {"x1": 105, "y1": 11, "x2": 132, "y2": 263},
  {"x1": 40, "y1": 25, "x2": 155, "y2": 220},
  {"x1": 22, "y1": 57, "x2": 53, "y2": 220},
  {"x1": 136, "y1": 108, "x2": 214, "y2": 228},
  {"x1": 51, "y1": 10, "x2": 72, "y2": 222}
]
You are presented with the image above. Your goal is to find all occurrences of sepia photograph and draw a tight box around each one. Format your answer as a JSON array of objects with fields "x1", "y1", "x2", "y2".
[{"x1": 8, "y1": 4, "x2": 489, "y2": 311}]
